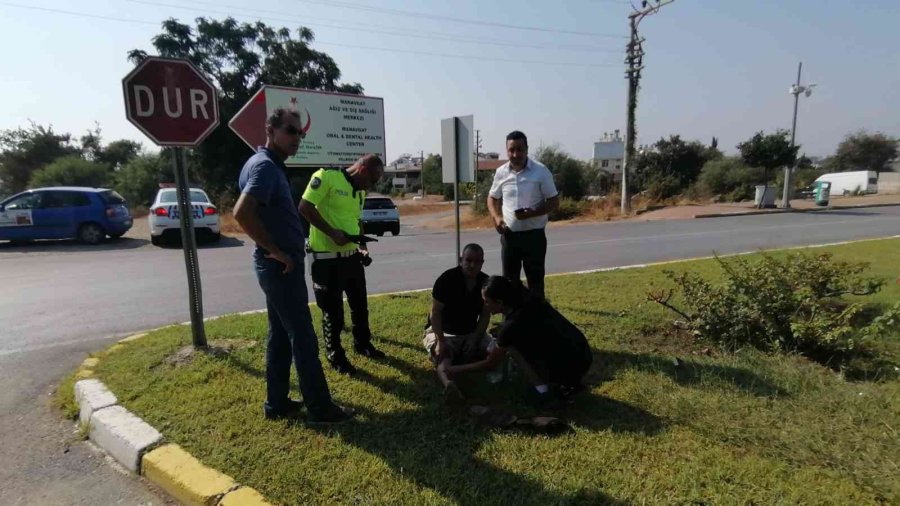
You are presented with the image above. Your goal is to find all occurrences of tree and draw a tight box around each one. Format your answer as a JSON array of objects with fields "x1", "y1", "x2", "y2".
[
  {"x1": 80, "y1": 125, "x2": 142, "y2": 170},
  {"x1": 737, "y1": 130, "x2": 798, "y2": 183},
  {"x1": 632, "y1": 135, "x2": 713, "y2": 199},
  {"x1": 128, "y1": 17, "x2": 364, "y2": 198},
  {"x1": 421, "y1": 154, "x2": 443, "y2": 195},
  {"x1": 698, "y1": 157, "x2": 763, "y2": 201},
  {"x1": 111, "y1": 154, "x2": 173, "y2": 207},
  {"x1": 832, "y1": 131, "x2": 897, "y2": 172},
  {"x1": 0, "y1": 123, "x2": 79, "y2": 196},
  {"x1": 29, "y1": 156, "x2": 109, "y2": 189},
  {"x1": 536, "y1": 145, "x2": 586, "y2": 200}
]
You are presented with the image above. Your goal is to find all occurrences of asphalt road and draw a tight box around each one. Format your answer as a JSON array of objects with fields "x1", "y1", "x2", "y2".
[{"x1": 1, "y1": 206, "x2": 898, "y2": 503}]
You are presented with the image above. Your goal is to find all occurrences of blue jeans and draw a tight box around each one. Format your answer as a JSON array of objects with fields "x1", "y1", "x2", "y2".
[{"x1": 254, "y1": 250, "x2": 333, "y2": 416}]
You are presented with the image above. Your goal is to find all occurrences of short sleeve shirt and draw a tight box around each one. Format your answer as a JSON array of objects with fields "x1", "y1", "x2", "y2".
[
  {"x1": 302, "y1": 168, "x2": 364, "y2": 253},
  {"x1": 430, "y1": 266, "x2": 489, "y2": 335},
  {"x1": 237, "y1": 147, "x2": 305, "y2": 255},
  {"x1": 488, "y1": 158, "x2": 558, "y2": 232}
]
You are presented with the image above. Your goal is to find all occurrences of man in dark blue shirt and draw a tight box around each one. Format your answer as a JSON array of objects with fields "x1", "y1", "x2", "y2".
[{"x1": 233, "y1": 107, "x2": 353, "y2": 423}]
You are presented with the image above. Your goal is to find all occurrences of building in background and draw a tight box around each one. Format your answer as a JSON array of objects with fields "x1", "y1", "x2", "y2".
[
  {"x1": 592, "y1": 130, "x2": 624, "y2": 182},
  {"x1": 385, "y1": 154, "x2": 423, "y2": 190}
]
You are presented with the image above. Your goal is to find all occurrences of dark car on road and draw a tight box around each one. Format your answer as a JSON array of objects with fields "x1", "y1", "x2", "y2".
[{"x1": 0, "y1": 187, "x2": 133, "y2": 244}]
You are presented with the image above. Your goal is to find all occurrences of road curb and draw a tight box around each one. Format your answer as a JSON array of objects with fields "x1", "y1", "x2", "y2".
[
  {"x1": 72, "y1": 332, "x2": 275, "y2": 506},
  {"x1": 694, "y1": 202, "x2": 900, "y2": 219}
]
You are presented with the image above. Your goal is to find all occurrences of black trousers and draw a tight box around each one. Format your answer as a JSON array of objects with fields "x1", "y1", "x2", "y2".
[
  {"x1": 311, "y1": 254, "x2": 372, "y2": 362},
  {"x1": 501, "y1": 228, "x2": 547, "y2": 299}
]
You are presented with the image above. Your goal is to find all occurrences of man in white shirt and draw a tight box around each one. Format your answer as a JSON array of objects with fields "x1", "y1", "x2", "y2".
[{"x1": 487, "y1": 131, "x2": 559, "y2": 299}]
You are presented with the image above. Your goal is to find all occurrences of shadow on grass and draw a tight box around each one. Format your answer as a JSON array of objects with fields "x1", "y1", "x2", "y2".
[
  {"x1": 305, "y1": 367, "x2": 638, "y2": 506},
  {"x1": 594, "y1": 350, "x2": 789, "y2": 398}
]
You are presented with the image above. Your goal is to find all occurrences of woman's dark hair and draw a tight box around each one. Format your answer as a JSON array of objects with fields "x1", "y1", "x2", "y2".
[{"x1": 482, "y1": 275, "x2": 526, "y2": 309}]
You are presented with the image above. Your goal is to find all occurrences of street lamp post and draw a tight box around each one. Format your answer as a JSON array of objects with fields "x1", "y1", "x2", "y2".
[{"x1": 782, "y1": 62, "x2": 816, "y2": 209}]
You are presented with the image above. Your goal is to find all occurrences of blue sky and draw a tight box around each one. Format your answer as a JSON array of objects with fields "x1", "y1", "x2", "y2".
[{"x1": 1, "y1": 0, "x2": 898, "y2": 161}]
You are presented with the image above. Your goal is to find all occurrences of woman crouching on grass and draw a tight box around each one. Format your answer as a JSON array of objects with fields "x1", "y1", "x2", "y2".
[{"x1": 441, "y1": 275, "x2": 592, "y2": 408}]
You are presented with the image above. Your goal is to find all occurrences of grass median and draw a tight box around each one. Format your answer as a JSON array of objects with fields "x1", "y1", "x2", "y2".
[{"x1": 60, "y1": 238, "x2": 900, "y2": 504}]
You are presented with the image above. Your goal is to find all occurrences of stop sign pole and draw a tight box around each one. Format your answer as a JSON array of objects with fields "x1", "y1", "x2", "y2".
[{"x1": 122, "y1": 57, "x2": 220, "y2": 348}]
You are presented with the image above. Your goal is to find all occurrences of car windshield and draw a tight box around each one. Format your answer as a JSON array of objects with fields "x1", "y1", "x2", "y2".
[
  {"x1": 364, "y1": 198, "x2": 395, "y2": 210},
  {"x1": 158, "y1": 190, "x2": 209, "y2": 204}
]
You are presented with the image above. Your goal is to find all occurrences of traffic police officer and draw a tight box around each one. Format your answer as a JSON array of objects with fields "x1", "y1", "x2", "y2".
[{"x1": 299, "y1": 154, "x2": 387, "y2": 374}]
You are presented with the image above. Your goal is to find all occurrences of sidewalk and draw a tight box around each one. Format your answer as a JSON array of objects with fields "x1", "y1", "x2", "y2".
[{"x1": 634, "y1": 193, "x2": 900, "y2": 221}]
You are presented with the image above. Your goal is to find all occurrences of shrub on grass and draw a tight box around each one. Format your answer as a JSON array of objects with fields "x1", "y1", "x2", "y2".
[
  {"x1": 649, "y1": 252, "x2": 886, "y2": 362},
  {"x1": 549, "y1": 197, "x2": 587, "y2": 221}
]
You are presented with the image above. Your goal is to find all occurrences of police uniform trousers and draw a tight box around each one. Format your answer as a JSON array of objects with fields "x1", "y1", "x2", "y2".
[{"x1": 310, "y1": 252, "x2": 373, "y2": 362}]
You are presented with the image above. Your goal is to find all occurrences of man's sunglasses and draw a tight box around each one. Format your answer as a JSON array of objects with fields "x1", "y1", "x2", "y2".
[{"x1": 281, "y1": 125, "x2": 306, "y2": 138}]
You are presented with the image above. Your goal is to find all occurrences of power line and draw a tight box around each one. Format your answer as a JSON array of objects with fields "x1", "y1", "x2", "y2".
[
  {"x1": 0, "y1": 1, "x2": 620, "y2": 68},
  {"x1": 288, "y1": 0, "x2": 628, "y2": 38},
  {"x1": 0, "y1": 1, "x2": 156, "y2": 25},
  {"x1": 129, "y1": 0, "x2": 622, "y2": 53}
]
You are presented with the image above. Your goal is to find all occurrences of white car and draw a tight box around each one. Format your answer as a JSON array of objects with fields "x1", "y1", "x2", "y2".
[
  {"x1": 148, "y1": 186, "x2": 220, "y2": 246},
  {"x1": 361, "y1": 196, "x2": 400, "y2": 236}
]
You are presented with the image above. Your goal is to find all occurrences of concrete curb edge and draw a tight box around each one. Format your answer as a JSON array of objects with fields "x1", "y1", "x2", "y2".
[
  {"x1": 694, "y1": 202, "x2": 900, "y2": 219},
  {"x1": 73, "y1": 339, "x2": 274, "y2": 506}
]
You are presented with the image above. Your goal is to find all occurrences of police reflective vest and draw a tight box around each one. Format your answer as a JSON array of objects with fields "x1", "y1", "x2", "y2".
[{"x1": 302, "y1": 167, "x2": 364, "y2": 254}]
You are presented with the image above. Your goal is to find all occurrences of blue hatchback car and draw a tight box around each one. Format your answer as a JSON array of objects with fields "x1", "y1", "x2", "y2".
[{"x1": 0, "y1": 187, "x2": 133, "y2": 244}]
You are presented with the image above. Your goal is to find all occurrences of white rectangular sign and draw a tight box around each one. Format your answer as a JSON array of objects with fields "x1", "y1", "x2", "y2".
[
  {"x1": 0, "y1": 209, "x2": 33, "y2": 227},
  {"x1": 440, "y1": 115, "x2": 474, "y2": 183},
  {"x1": 265, "y1": 87, "x2": 385, "y2": 167}
]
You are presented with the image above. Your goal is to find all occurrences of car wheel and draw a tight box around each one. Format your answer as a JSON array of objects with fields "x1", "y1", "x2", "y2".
[
  {"x1": 151, "y1": 235, "x2": 163, "y2": 246},
  {"x1": 376, "y1": 231, "x2": 384, "y2": 237},
  {"x1": 210, "y1": 232, "x2": 221, "y2": 242},
  {"x1": 391, "y1": 227, "x2": 400, "y2": 236},
  {"x1": 78, "y1": 223, "x2": 105, "y2": 245}
]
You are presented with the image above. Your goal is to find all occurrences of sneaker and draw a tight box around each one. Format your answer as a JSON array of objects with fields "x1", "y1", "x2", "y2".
[
  {"x1": 263, "y1": 398, "x2": 304, "y2": 420},
  {"x1": 307, "y1": 404, "x2": 356, "y2": 424},
  {"x1": 329, "y1": 357, "x2": 357, "y2": 375},
  {"x1": 354, "y1": 343, "x2": 386, "y2": 360}
]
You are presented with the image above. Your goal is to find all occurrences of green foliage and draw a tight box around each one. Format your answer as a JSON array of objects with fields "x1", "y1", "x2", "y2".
[
  {"x1": 698, "y1": 157, "x2": 764, "y2": 201},
  {"x1": 128, "y1": 17, "x2": 364, "y2": 198},
  {"x1": 549, "y1": 197, "x2": 588, "y2": 221},
  {"x1": 29, "y1": 156, "x2": 110, "y2": 189},
  {"x1": 0, "y1": 123, "x2": 80, "y2": 195},
  {"x1": 652, "y1": 252, "x2": 885, "y2": 360},
  {"x1": 535, "y1": 145, "x2": 586, "y2": 200},
  {"x1": 633, "y1": 135, "x2": 717, "y2": 199},
  {"x1": 862, "y1": 302, "x2": 900, "y2": 339},
  {"x1": 737, "y1": 130, "x2": 799, "y2": 182},
  {"x1": 471, "y1": 170, "x2": 493, "y2": 215},
  {"x1": 421, "y1": 154, "x2": 443, "y2": 195},
  {"x1": 111, "y1": 154, "x2": 173, "y2": 207},
  {"x1": 832, "y1": 130, "x2": 898, "y2": 172}
]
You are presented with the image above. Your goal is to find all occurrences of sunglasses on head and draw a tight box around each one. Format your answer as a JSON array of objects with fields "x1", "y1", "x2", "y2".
[{"x1": 281, "y1": 125, "x2": 305, "y2": 138}]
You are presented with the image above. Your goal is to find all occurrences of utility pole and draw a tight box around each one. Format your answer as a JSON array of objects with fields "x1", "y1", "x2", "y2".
[
  {"x1": 782, "y1": 62, "x2": 815, "y2": 209},
  {"x1": 622, "y1": 0, "x2": 674, "y2": 215},
  {"x1": 420, "y1": 149, "x2": 425, "y2": 197}
]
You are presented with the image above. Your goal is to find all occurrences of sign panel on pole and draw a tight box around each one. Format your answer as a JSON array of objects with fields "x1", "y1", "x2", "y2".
[
  {"x1": 122, "y1": 57, "x2": 220, "y2": 147},
  {"x1": 440, "y1": 115, "x2": 474, "y2": 184},
  {"x1": 231, "y1": 86, "x2": 386, "y2": 167}
]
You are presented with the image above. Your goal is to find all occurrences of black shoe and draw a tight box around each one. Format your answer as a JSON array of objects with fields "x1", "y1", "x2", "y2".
[
  {"x1": 307, "y1": 404, "x2": 356, "y2": 424},
  {"x1": 354, "y1": 343, "x2": 386, "y2": 359},
  {"x1": 527, "y1": 388, "x2": 564, "y2": 411},
  {"x1": 329, "y1": 357, "x2": 357, "y2": 375},
  {"x1": 264, "y1": 398, "x2": 304, "y2": 420}
]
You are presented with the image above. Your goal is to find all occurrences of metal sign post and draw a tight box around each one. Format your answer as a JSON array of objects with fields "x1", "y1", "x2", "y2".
[
  {"x1": 441, "y1": 115, "x2": 474, "y2": 262},
  {"x1": 171, "y1": 148, "x2": 206, "y2": 346}
]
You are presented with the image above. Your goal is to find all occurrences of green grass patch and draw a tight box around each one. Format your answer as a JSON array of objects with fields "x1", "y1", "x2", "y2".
[{"x1": 74, "y1": 239, "x2": 900, "y2": 504}]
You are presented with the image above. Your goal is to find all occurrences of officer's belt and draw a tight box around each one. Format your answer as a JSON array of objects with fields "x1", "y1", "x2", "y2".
[{"x1": 310, "y1": 250, "x2": 356, "y2": 260}]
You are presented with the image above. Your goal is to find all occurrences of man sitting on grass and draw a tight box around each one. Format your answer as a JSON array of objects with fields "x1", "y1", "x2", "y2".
[
  {"x1": 424, "y1": 243, "x2": 492, "y2": 403},
  {"x1": 444, "y1": 275, "x2": 593, "y2": 409}
]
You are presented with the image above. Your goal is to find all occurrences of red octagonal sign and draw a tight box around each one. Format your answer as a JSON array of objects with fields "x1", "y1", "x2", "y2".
[{"x1": 122, "y1": 57, "x2": 219, "y2": 147}]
